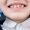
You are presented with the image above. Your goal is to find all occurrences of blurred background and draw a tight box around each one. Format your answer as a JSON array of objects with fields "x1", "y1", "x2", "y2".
[{"x1": 0, "y1": 9, "x2": 6, "y2": 25}]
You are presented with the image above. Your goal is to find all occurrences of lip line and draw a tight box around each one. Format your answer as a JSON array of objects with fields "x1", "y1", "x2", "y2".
[
  {"x1": 10, "y1": 4, "x2": 24, "y2": 6},
  {"x1": 8, "y1": 4, "x2": 26, "y2": 8},
  {"x1": 8, "y1": 2, "x2": 27, "y2": 6},
  {"x1": 8, "y1": 2, "x2": 27, "y2": 8}
]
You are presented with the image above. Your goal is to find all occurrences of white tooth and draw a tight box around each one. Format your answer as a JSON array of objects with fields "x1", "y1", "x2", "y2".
[
  {"x1": 14, "y1": 5, "x2": 16, "y2": 8},
  {"x1": 11, "y1": 6, "x2": 13, "y2": 8},
  {"x1": 21, "y1": 5, "x2": 24, "y2": 7},
  {"x1": 20, "y1": 5, "x2": 24, "y2": 7},
  {"x1": 17, "y1": 5, "x2": 19, "y2": 8},
  {"x1": 19, "y1": 5, "x2": 21, "y2": 7},
  {"x1": 11, "y1": 5, "x2": 24, "y2": 8}
]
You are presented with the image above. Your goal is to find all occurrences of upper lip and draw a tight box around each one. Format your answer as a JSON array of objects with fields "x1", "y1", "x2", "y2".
[{"x1": 8, "y1": 2, "x2": 27, "y2": 8}]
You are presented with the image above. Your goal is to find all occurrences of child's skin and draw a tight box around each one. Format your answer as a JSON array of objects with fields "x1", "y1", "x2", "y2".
[{"x1": 0, "y1": 0, "x2": 30, "y2": 23}]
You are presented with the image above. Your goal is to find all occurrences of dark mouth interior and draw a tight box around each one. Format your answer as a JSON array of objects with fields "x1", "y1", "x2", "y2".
[
  {"x1": 8, "y1": 5, "x2": 11, "y2": 8},
  {"x1": 8, "y1": 4, "x2": 27, "y2": 8},
  {"x1": 24, "y1": 5, "x2": 27, "y2": 7}
]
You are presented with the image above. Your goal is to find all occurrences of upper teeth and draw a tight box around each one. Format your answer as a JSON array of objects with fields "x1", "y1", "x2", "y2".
[
  {"x1": 10, "y1": 5, "x2": 24, "y2": 8},
  {"x1": 8, "y1": 4, "x2": 24, "y2": 8},
  {"x1": 14, "y1": 5, "x2": 20, "y2": 8}
]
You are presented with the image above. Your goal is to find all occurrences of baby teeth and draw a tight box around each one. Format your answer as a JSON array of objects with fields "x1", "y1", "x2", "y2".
[
  {"x1": 21, "y1": 5, "x2": 24, "y2": 7},
  {"x1": 14, "y1": 5, "x2": 16, "y2": 8},
  {"x1": 11, "y1": 6, "x2": 13, "y2": 8},
  {"x1": 14, "y1": 5, "x2": 20, "y2": 8},
  {"x1": 11, "y1": 5, "x2": 24, "y2": 8},
  {"x1": 16, "y1": 5, "x2": 20, "y2": 8}
]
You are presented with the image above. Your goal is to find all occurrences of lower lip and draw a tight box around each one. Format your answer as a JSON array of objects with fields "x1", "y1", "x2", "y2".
[{"x1": 11, "y1": 7, "x2": 24, "y2": 11}]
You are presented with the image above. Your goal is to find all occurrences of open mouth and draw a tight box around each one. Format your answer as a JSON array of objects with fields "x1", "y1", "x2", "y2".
[{"x1": 8, "y1": 3, "x2": 27, "y2": 8}]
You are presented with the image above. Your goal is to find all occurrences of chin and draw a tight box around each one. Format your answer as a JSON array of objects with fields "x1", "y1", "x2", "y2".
[{"x1": 5, "y1": 12, "x2": 29, "y2": 21}]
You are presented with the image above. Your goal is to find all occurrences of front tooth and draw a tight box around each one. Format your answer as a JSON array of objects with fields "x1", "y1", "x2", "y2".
[
  {"x1": 14, "y1": 5, "x2": 20, "y2": 8},
  {"x1": 14, "y1": 5, "x2": 16, "y2": 8},
  {"x1": 16, "y1": 5, "x2": 20, "y2": 8},
  {"x1": 19, "y1": 5, "x2": 24, "y2": 7},
  {"x1": 19, "y1": 5, "x2": 21, "y2": 7},
  {"x1": 11, "y1": 6, "x2": 13, "y2": 8},
  {"x1": 21, "y1": 5, "x2": 24, "y2": 7}
]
